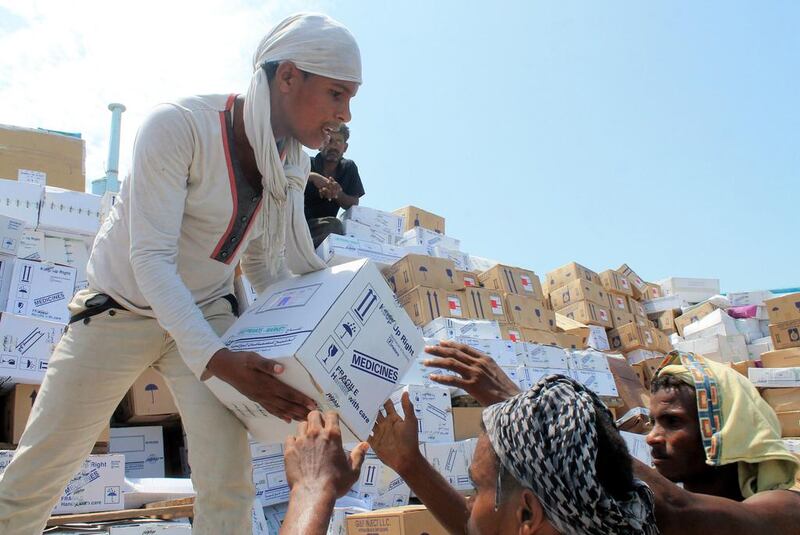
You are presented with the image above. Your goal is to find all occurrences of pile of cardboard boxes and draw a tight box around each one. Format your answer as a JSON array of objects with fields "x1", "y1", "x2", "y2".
[{"x1": 0, "y1": 128, "x2": 797, "y2": 535}]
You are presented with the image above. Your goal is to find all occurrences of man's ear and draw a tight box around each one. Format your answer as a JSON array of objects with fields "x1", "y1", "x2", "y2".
[
  {"x1": 343, "y1": 142, "x2": 349, "y2": 153},
  {"x1": 517, "y1": 488, "x2": 547, "y2": 535},
  {"x1": 275, "y1": 61, "x2": 301, "y2": 94}
]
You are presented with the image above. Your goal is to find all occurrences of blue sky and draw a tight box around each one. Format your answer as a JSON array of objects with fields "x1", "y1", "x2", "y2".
[{"x1": 1, "y1": 1, "x2": 797, "y2": 292}]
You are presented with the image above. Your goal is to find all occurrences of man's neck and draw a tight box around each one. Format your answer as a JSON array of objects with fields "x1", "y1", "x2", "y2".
[
  {"x1": 321, "y1": 158, "x2": 339, "y2": 177},
  {"x1": 682, "y1": 464, "x2": 744, "y2": 501}
]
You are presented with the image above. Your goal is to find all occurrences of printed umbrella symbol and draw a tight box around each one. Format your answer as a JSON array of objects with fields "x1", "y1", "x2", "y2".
[
  {"x1": 341, "y1": 322, "x2": 354, "y2": 337},
  {"x1": 535, "y1": 309, "x2": 541, "y2": 318},
  {"x1": 418, "y1": 266, "x2": 429, "y2": 278},
  {"x1": 145, "y1": 383, "x2": 159, "y2": 403},
  {"x1": 445, "y1": 269, "x2": 454, "y2": 284},
  {"x1": 29, "y1": 390, "x2": 37, "y2": 407}
]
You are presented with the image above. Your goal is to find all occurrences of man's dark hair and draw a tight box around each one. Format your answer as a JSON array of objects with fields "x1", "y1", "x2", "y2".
[
  {"x1": 262, "y1": 60, "x2": 310, "y2": 82},
  {"x1": 336, "y1": 124, "x2": 350, "y2": 142},
  {"x1": 650, "y1": 373, "x2": 696, "y2": 395},
  {"x1": 497, "y1": 397, "x2": 637, "y2": 502}
]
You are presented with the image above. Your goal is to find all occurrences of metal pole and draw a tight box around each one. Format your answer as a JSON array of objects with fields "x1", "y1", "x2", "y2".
[{"x1": 105, "y1": 103, "x2": 126, "y2": 193}]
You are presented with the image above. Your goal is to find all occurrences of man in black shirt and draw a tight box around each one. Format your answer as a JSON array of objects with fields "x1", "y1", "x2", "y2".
[{"x1": 305, "y1": 124, "x2": 365, "y2": 247}]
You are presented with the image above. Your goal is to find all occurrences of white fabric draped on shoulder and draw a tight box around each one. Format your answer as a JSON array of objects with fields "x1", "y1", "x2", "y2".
[{"x1": 243, "y1": 13, "x2": 362, "y2": 279}]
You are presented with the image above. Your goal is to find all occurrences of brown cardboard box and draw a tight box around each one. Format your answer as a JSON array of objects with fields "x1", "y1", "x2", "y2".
[
  {"x1": 611, "y1": 309, "x2": 635, "y2": 330},
  {"x1": 627, "y1": 297, "x2": 647, "y2": 319},
  {"x1": 458, "y1": 270, "x2": 480, "y2": 288},
  {"x1": 0, "y1": 125, "x2": 86, "y2": 192},
  {"x1": 554, "y1": 314, "x2": 591, "y2": 346},
  {"x1": 504, "y1": 294, "x2": 555, "y2": 331},
  {"x1": 548, "y1": 279, "x2": 610, "y2": 311},
  {"x1": 393, "y1": 205, "x2": 445, "y2": 234},
  {"x1": 464, "y1": 287, "x2": 508, "y2": 323},
  {"x1": 770, "y1": 320, "x2": 800, "y2": 350},
  {"x1": 616, "y1": 264, "x2": 649, "y2": 300},
  {"x1": 478, "y1": 265, "x2": 544, "y2": 300},
  {"x1": 761, "y1": 348, "x2": 800, "y2": 368},
  {"x1": 674, "y1": 302, "x2": 718, "y2": 337},
  {"x1": 554, "y1": 332, "x2": 586, "y2": 349},
  {"x1": 400, "y1": 286, "x2": 469, "y2": 326},
  {"x1": 632, "y1": 363, "x2": 647, "y2": 389},
  {"x1": 764, "y1": 293, "x2": 800, "y2": 324},
  {"x1": 638, "y1": 357, "x2": 664, "y2": 390},
  {"x1": 546, "y1": 262, "x2": 602, "y2": 292},
  {"x1": 650, "y1": 328, "x2": 673, "y2": 354},
  {"x1": 609, "y1": 293, "x2": 631, "y2": 313},
  {"x1": 558, "y1": 300, "x2": 613, "y2": 329},
  {"x1": 649, "y1": 310, "x2": 678, "y2": 335},
  {"x1": 762, "y1": 389, "x2": 800, "y2": 413},
  {"x1": 645, "y1": 283, "x2": 662, "y2": 300},
  {"x1": 499, "y1": 322, "x2": 524, "y2": 342},
  {"x1": 634, "y1": 314, "x2": 652, "y2": 328},
  {"x1": 347, "y1": 505, "x2": 448, "y2": 535},
  {"x1": 518, "y1": 328, "x2": 558, "y2": 345},
  {"x1": 599, "y1": 269, "x2": 633, "y2": 297},
  {"x1": 384, "y1": 255, "x2": 461, "y2": 296},
  {"x1": 729, "y1": 360, "x2": 757, "y2": 377},
  {"x1": 608, "y1": 324, "x2": 650, "y2": 352},
  {"x1": 117, "y1": 368, "x2": 179, "y2": 423},
  {"x1": 776, "y1": 411, "x2": 800, "y2": 438},
  {"x1": 2, "y1": 384, "x2": 109, "y2": 444},
  {"x1": 608, "y1": 356, "x2": 651, "y2": 413},
  {"x1": 452, "y1": 407, "x2": 484, "y2": 441}
]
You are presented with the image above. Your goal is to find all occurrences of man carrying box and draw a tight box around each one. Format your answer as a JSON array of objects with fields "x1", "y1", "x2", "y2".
[
  {"x1": 305, "y1": 124, "x2": 365, "y2": 247},
  {"x1": 0, "y1": 13, "x2": 361, "y2": 535}
]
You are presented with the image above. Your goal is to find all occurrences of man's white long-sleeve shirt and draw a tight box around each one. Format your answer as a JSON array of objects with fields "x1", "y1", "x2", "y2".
[{"x1": 87, "y1": 94, "x2": 299, "y2": 379}]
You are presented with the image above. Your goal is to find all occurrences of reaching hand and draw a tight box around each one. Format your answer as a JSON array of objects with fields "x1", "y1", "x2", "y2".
[
  {"x1": 424, "y1": 340, "x2": 521, "y2": 406},
  {"x1": 284, "y1": 411, "x2": 368, "y2": 499},
  {"x1": 205, "y1": 348, "x2": 317, "y2": 423},
  {"x1": 368, "y1": 392, "x2": 424, "y2": 474}
]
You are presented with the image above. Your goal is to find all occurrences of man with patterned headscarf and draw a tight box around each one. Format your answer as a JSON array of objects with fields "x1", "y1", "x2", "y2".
[
  {"x1": 0, "y1": 13, "x2": 361, "y2": 535},
  {"x1": 370, "y1": 373, "x2": 659, "y2": 535}
]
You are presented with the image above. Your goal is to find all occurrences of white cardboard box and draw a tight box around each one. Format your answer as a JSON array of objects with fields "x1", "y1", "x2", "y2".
[
  {"x1": 250, "y1": 441, "x2": 290, "y2": 507},
  {"x1": 348, "y1": 453, "x2": 411, "y2": 509},
  {"x1": 625, "y1": 349, "x2": 662, "y2": 365},
  {"x1": 0, "y1": 214, "x2": 24, "y2": 256},
  {"x1": 568, "y1": 349, "x2": 612, "y2": 373},
  {"x1": 748, "y1": 367, "x2": 800, "y2": 388},
  {"x1": 642, "y1": 295, "x2": 687, "y2": 314},
  {"x1": 0, "y1": 178, "x2": 43, "y2": 228},
  {"x1": 0, "y1": 254, "x2": 15, "y2": 311},
  {"x1": 343, "y1": 219, "x2": 398, "y2": 245},
  {"x1": 109, "y1": 426, "x2": 165, "y2": 479},
  {"x1": 431, "y1": 246, "x2": 470, "y2": 271},
  {"x1": 316, "y1": 234, "x2": 409, "y2": 269},
  {"x1": 747, "y1": 337, "x2": 773, "y2": 361},
  {"x1": 5, "y1": 259, "x2": 76, "y2": 323},
  {"x1": 517, "y1": 366, "x2": 570, "y2": 390},
  {"x1": 735, "y1": 318, "x2": 763, "y2": 344},
  {"x1": 391, "y1": 384, "x2": 454, "y2": 443},
  {"x1": 207, "y1": 259, "x2": 422, "y2": 443},
  {"x1": 0, "y1": 312, "x2": 64, "y2": 393},
  {"x1": 683, "y1": 309, "x2": 739, "y2": 341},
  {"x1": 16, "y1": 230, "x2": 46, "y2": 261},
  {"x1": 37, "y1": 187, "x2": 102, "y2": 237},
  {"x1": 657, "y1": 277, "x2": 721, "y2": 304},
  {"x1": 0, "y1": 452, "x2": 125, "y2": 514},
  {"x1": 233, "y1": 274, "x2": 259, "y2": 313},
  {"x1": 727, "y1": 291, "x2": 774, "y2": 307},
  {"x1": 108, "y1": 522, "x2": 192, "y2": 534},
  {"x1": 398, "y1": 227, "x2": 460, "y2": 252},
  {"x1": 587, "y1": 325, "x2": 610, "y2": 351},
  {"x1": 341, "y1": 206, "x2": 405, "y2": 236},
  {"x1": 262, "y1": 502, "x2": 290, "y2": 534},
  {"x1": 673, "y1": 334, "x2": 748, "y2": 364},
  {"x1": 620, "y1": 431, "x2": 653, "y2": 467},
  {"x1": 422, "y1": 439, "x2": 476, "y2": 491},
  {"x1": 520, "y1": 344, "x2": 569, "y2": 369},
  {"x1": 44, "y1": 236, "x2": 90, "y2": 292},
  {"x1": 422, "y1": 317, "x2": 501, "y2": 340}
]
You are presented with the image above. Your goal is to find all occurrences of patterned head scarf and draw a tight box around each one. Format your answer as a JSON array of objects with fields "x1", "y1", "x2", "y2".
[
  {"x1": 244, "y1": 13, "x2": 361, "y2": 278},
  {"x1": 483, "y1": 374, "x2": 658, "y2": 535}
]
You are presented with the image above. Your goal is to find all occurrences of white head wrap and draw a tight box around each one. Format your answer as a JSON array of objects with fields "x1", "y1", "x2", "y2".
[{"x1": 244, "y1": 13, "x2": 362, "y2": 277}]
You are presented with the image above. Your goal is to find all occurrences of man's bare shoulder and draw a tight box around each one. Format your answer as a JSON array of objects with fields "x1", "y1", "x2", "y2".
[{"x1": 744, "y1": 488, "x2": 800, "y2": 508}]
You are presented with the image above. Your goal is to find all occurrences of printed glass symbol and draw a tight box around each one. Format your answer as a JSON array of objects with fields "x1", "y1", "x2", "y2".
[{"x1": 323, "y1": 344, "x2": 339, "y2": 365}]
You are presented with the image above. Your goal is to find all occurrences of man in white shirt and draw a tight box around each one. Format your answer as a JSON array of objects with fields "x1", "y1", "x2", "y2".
[{"x1": 0, "y1": 13, "x2": 361, "y2": 535}]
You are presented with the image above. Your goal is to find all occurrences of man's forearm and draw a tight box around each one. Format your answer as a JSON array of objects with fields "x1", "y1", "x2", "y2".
[
  {"x1": 395, "y1": 452, "x2": 469, "y2": 535},
  {"x1": 280, "y1": 487, "x2": 337, "y2": 535}
]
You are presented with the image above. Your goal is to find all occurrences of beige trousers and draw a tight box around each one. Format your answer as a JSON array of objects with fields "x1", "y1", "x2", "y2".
[{"x1": 0, "y1": 290, "x2": 254, "y2": 534}]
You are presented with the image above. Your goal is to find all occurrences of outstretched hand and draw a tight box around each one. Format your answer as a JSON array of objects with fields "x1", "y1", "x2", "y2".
[
  {"x1": 284, "y1": 411, "x2": 368, "y2": 499},
  {"x1": 368, "y1": 392, "x2": 424, "y2": 474},
  {"x1": 424, "y1": 340, "x2": 521, "y2": 406}
]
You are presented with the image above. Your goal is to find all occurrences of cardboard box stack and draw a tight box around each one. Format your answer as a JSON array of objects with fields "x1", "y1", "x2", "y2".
[{"x1": 749, "y1": 347, "x2": 800, "y2": 438}]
